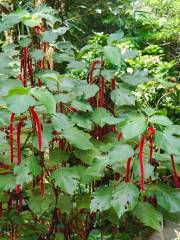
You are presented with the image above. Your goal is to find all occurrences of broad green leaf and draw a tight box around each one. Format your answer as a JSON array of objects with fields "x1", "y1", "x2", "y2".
[
  {"x1": 28, "y1": 195, "x2": 53, "y2": 218},
  {"x1": 54, "y1": 53, "x2": 74, "y2": 63},
  {"x1": 71, "y1": 113, "x2": 92, "y2": 130},
  {"x1": 31, "y1": 49, "x2": 45, "y2": 60},
  {"x1": 50, "y1": 148, "x2": 70, "y2": 164},
  {"x1": 52, "y1": 113, "x2": 73, "y2": 130},
  {"x1": 148, "y1": 184, "x2": 180, "y2": 213},
  {"x1": 27, "y1": 157, "x2": 41, "y2": 177},
  {"x1": 107, "y1": 31, "x2": 124, "y2": 45},
  {"x1": 55, "y1": 233, "x2": 64, "y2": 240},
  {"x1": 58, "y1": 194, "x2": 72, "y2": 214},
  {"x1": 90, "y1": 186, "x2": 113, "y2": 212},
  {"x1": 71, "y1": 100, "x2": 92, "y2": 112},
  {"x1": 85, "y1": 156, "x2": 109, "y2": 178},
  {"x1": 67, "y1": 61, "x2": 87, "y2": 70},
  {"x1": 103, "y1": 46, "x2": 121, "y2": 66},
  {"x1": 36, "y1": 70, "x2": 59, "y2": 83},
  {"x1": 122, "y1": 49, "x2": 138, "y2": 60},
  {"x1": 63, "y1": 127, "x2": 93, "y2": 150},
  {"x1": 108, "y1": 143, "x2": 134, "y2": 163},
  {"x1": 6, "y1": 95, "x2": 36, "y2": 114},
  {"x1": 0, "y1": 175, "x2": 16, "y2": 191},
  {"x1": 8, "y1": 87, "x2": 30, "y2": 96},
  {"x1": 74, "y1": 148, "x2": 99, "y2": 165},
  {"x1": 133, "y1": 202, "x2": 163, "y2": 231},
  {"x1": 19, "y1": 38, "x2": 31, "y2": 47},
  {"x1": 111, "y1": 88, "x2": 135, "y2": 106},
  {"x1": 122, "y1": 70, "x2": 149, "y2": 86},
  {"x1": 74, "y1": 81, "x2": 99, "y2": 99},
  {"x1": 30, "y1": 88, "x2": 56, "y2": 114},
  {"x1": 111, "y1": 182, "x2": 139, "y2": 218},
  {"x1": 121, "y1": 115, "x2": 147, "y2": 140},
  {"x1": 91, "y1": 108, "x2": 120, "y2": 127},
  {"x1": 14, "y1": 165, "x2": 32, "y2": 186},
  {"x1": 149, "y1": 115, "x2": 173, "y2": 126},
  {"x1": 52, "y1": 167, "x2": 80, "y2": 194},
  {"x1": 42, "y1": 31, "x2": 58, "y2": 43},
  {"x1": 155, "y1": 127, "x2": 180, "y2": 155},
  {"x1": 75, "y1": 193, "x2": 91, "y2": 209},
  {"x1": 133, "y1": 161, "x2": 154, "y2": 180}
]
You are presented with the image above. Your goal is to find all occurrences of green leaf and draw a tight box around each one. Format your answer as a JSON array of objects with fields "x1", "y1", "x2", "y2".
[
  {"x1": 133, "y1": 161, "x2": 154, "y2": 180},
  {"x1": 52, "y1": 167, "x2": 80, "y2": 194},
  {"x1": 74, "y1": 148, "x2": 99, "y2": 165},
  {"x1": 75, "y1": 193, "x2": 91, "y2": 209},
  {"x1": 0, "y1": 175, "x2": 16, "y2": 191},
  {"x1": 28, "y1": 195, "x2": 53, "y2": 218},
  {"x1": 27, "y1": 157, "x2": 41, "y2": 177},
  {"x1": 67, "y1": 61, "x2": 87, "y2": 70},
  {"x1": 111, "y1": 182, "x2": 139, "y2": 218},
  {"x1": 103, "y1": 46, "x2": 121, "y2": 66},
  {"x1": 31, "y1": 49, "x2": 45, "y2": 60},
  {"x1": 122, "y1": 49, "x2": 138, "y2": 60},
  {"x1": 50, "y1": 148, "x2": 70, "y2": 164},
  {"x1": 6, "y1": 95, "x2": 36, "y2": 114},
  {"x1": 42, "y1": 31, "x2": 58, "y2": 43},
  {"x1": 30, "y1": 88, "x2": 56, "y2": 114},
  {"x1": 52, "y1": 113, "x2": 73, "y2": 130},
  {"x1": 121, "y1": 115, "x2": 147, "y2": 140},
  {"x1": 91, "y1": 108, "x2": 120, "y2": 127},
  {"x1": 122, "y1": 70, "x2": 149, "y2": 86},
  {"x1": 14, "y1": 165, "x2": 32, "y2": 186},
  {"x1": 55, "y1": 233, "x2": 64, "y2": 240},
  {"x1": 107, "y1": 31, "x2": 124, "y2": 45},
  {"x1": 19, "y1": 38, "x2": 31, "y2": 47},
  {"x1": 71, "y1": 113, "x2": 92, "y2": 130},
  {"x1": 108, "y1": 143, "x2": 134, "y2": 164},
  {"x1": 90, "y1": 186, "x2": 113, "y2": 212},
  {"x1": 111, "y1": 88, "x2": 135, "y2": 106},
  {"x1": 36, "y1": 70, "x2": 59, "y2": 83},
  {"x1": 58, "y1": 194, "x2": 72, "y2": 214},
  {"x1": 74, "y1": 81, "x2": 99, "y2": 99},
  {"x1": 71, "y1": 100, "x2": 92, "y2": 112},
  {"x1": 149, "y1": 115, "x2": 173, "y2": 126},
  {"x1": 155, "y1": 126, "x2": 180, "y2": 155},
  {"x1": 148, "y1": 184, "x2": 180, "y2": 213},
  {"x1": 54, "y1": 53, "x2": 74, "y2": 63},
  {"x1": 133, "y1": 202, "x2": 163, "y2": 231},
  {"x1": 63, "y1": 127, "x2": 93, "y2": 150}
]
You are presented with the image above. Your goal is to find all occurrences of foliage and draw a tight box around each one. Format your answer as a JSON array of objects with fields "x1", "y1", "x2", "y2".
[{"x1": 0, "y1": 1, "x2": 179, "y2": 240}]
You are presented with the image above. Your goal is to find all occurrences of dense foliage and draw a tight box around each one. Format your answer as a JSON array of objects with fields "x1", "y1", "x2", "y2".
[{"x1": 0, "y1": 1, "x2": 179, "y2": 240}]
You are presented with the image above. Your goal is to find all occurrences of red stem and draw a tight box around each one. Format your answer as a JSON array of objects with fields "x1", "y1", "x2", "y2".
[
  {"x1": 30, "y1": 108, "x2": 43, "y2": 151},
  {"x1": 88, "y1": 60, "x2": 102, "y2": 84},
  {"x1": 17, "y1": 120, "x2": 23, "y2": 166},
  {"x1": 171, "y1": 155, "x2": 180, "y2": 188},
  {"x1": 9, "y1": 113, "x2": 15, "y2": 163},
  {"x1": 139, "y1": 137, "x2": 145, "y2": 191},
  {"x1": 112, "y1": 79, "x2": 116, "y2": 90}
]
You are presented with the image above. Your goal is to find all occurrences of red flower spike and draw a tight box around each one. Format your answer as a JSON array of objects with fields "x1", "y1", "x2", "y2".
[
  {"x1": 148, "y1": 136, "x2": 154, "y2": 164},
  {"x1": 17, "y1": 120, "x2": 23, "y2": 166},
  {"x1": 98, "y1": 76, "x2": 105, "y2": 108},
  {"x1": 147, "y1": 127, "x2": 156, "y2": 135},
  {"x1": 30, "y1": 108, "x2": 43, "y2": 151},
  {"x1": 139, "y1": 137, "x2": 145, "y2": 191},
  {"x1": 118, "y1": 131, "x2": 123, "y2": 142},
  {"x1": 9, "y1": 113, "x2": 15, "y2": 163},
  {"x1": 23, "y1": 47, "x2": 27, "y2": 85},
  {"x1": 33, "y1": 25, "x2": 44, "y2": 35},
  {"x1": 171, "y1": 155, "x2": 180, "y2": 188},
  {"x1": 125, "y1": 157, "x2": 132, "y2": 183}
]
